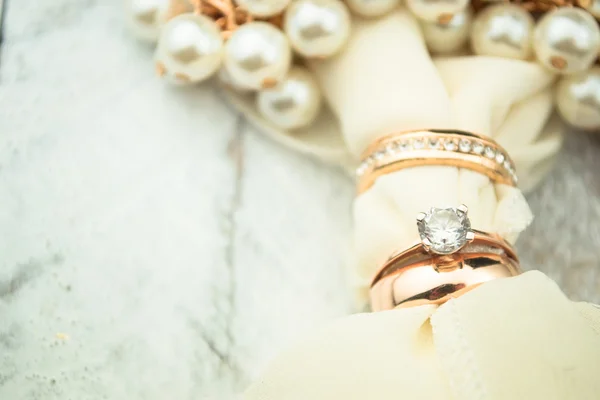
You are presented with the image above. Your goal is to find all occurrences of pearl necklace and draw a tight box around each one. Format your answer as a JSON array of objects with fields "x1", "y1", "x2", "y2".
[{"x1": 126, "y1": 0, "x2": 600, "y2": 131}]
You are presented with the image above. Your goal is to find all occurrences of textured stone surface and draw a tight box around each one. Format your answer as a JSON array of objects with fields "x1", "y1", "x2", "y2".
[
  {"x1": 0, "y1": 0, "x2": 598, "y2": 399},
  {"x1": 518, "y1": 132, "x2": 600, "y2": 302},
  {"x1": 0, "y1": 1, "x2": 353, "y2": 398}
]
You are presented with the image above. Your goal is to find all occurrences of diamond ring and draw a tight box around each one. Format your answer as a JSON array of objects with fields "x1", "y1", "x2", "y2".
[{"x1": 369, "y1": 205, "x2": 521, "y2": 311}]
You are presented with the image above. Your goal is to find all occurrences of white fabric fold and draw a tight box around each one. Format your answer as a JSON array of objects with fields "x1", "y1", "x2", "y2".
[{"x1": 245, "y1": 272, "x2": 600, "y2": 400}]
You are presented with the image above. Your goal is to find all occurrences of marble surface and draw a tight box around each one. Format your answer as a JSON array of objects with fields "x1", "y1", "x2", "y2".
[{"x1": 0, "y1": 1, "x2": 598, "y2": 399}]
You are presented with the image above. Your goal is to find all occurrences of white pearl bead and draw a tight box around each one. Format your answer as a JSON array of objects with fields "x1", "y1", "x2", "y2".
[
  {"x1": 346, "y1": 0, "x2": 400, "y2": 18},
  {"x1": 556, "y1": 67, "x2": 600, "y2": 130},
  {"x1": 406, "y1": 0, "x2": 469, "y2": 23},
  {"x1": 236, "y1": 0, "x2": 291, "y2": 17},
  {"x1": 257, "y1": 67, "x2": 322, "y2": 129},
  {"x1": 580, "y1": 0, "x2": 600, "y2": 19},
  {"x1": 284, "y1": 0, "x2": 351, "y2": 58},
  {"x1": 224, "y1": 22, "x2": 292, "y2": 90},
  {"x1": 421, "y1": 9, "x2": 472, "y2": 54},
  {"x1": 533, "y1": 8, "x2": 600, "y2": 74},
  {"x1": 217, "y1": 67, "x2": 254, "y2": 92},
  {"x1": 125, "y1": 0, "x2": 173, "y2": 42},
  {"x1": 470, "y1": 4, "x2": 534, "y2": 60},
  {"x1": 155, "y1": 13, "x2": 224, "y2": 84}
]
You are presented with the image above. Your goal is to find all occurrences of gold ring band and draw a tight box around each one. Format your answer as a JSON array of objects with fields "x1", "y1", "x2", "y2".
[
  {"x1": 356, "y1": 129, "x2": 517, "y2": 194},
  {"x1": 369, "y1": 251, "x2": 521, "y2": 311},
  {"x1": 369, "y1": 205, "x2": 521, "y2": 311}
]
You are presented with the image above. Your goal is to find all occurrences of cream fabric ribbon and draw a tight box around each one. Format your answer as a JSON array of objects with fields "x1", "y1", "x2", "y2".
[
  {"x1": 224, "y1": 10, "x2": 563, "y2": 305},
  {"x1": 245, "y1": 271, "x2": 600, "y2": 400}
]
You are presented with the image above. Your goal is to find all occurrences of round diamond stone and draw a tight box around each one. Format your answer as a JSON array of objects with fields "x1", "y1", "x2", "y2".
[
  {"x1": 495, "y1": 152, "x2": 505, "y2": 164},
  {"x1": 417, "y1": 207, "x2": 471, "y2": 255},
  {"x1": 356, "y1": 161, "x2": 369, "y2": 176},
  {"x1": 384, "y1": 144, "x2": 396, "y2": 156},
  {"x1": 444, "y1": 139, "x2": 457, "y2": 151},
  {"x1": 398, "y1": 141, "x2": 409, "y2": 151},
  {"x1": 484, "y1": 146, "x2": 496, "y2": 159},
  {"x1": 413, "y1": 139, "x2": 425, "y2": 150},
  {"x1": 428, "y1": 138, "x2": 441, "y2": 149},
  {"x1": 472, "y1": 142, "x2": 484, "y2": 154},
  {"x1": 459, "y1": 139, "x2": 472, "y2": 153}
]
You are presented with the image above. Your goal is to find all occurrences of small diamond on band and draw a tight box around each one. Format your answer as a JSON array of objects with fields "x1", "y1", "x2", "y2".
[
  {"x1": 459, "y1": 139, "x2": 471, "y2": 152},
  {"x1": 413, "y1": 139, "x2": 425, "y2": 150},
  {"x1": 472, "y1": 142, "x2": 484, "y2": 154},
  {"x1": 444, "y1": 139, "x2": 457, "y2": 151},
  {"x1": 495, "y1": 152, "x2": 505, "y2": 164},
  {"x1": 399, "y1": 141, "x2": 409, "y2": 151}
]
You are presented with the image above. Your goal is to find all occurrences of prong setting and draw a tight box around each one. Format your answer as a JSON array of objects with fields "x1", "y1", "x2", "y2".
[{"x1": 421, "y1": 237, "x2": 432, "y2": 251}]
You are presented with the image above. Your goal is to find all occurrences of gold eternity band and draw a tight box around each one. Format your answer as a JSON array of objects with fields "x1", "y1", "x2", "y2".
[{"x1": 356, "y1": 129, "x2": 518, "y2": 194}]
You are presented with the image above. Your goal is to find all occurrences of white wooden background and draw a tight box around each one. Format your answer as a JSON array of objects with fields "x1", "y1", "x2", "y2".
[{"x1": 0, "y1": 1, "x2": 599, "y2": 399}]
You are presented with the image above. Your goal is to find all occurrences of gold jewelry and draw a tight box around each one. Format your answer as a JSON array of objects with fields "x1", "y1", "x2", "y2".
[
  {"x1": 356, "y1": 129, "x2": 517, "y2": 194},
  {"x1": 369, "y1": 205, "x2": 521, "y2": 311}
]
